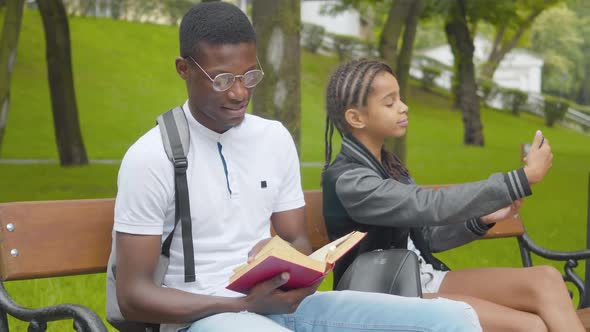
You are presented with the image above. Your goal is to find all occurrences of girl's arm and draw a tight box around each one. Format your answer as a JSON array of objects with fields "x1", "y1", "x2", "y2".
[
  {"x1": 419, "y1": 218, "x2": 490, "y2": 253},
  {"x1": 334, "y1": 167, "x2": 529, "y2": 228}
]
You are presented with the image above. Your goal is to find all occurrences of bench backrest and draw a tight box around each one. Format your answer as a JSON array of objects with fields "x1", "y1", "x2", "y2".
[
  {"x1": 0, "y1": 199, "x2": 114, "y2": 281},
  {"x1": 302, "y1": 185, "x2": 525, "y2": 242},
  {"x1": 0, "y1": 192, "x2": 329, "y2": 282},
  {"x1": 0, "y1": 187, "x2": 524, "y2": 281}
]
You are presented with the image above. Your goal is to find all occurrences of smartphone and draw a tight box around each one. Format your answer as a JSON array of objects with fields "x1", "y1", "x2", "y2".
[{"x1": 522, "y1": 143, "x2": 531, "y2": 156}]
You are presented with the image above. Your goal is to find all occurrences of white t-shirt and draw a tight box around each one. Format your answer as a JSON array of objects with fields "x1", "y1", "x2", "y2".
[{"x1": 114, "y1": 101, "x2": 305, "y2": 298}]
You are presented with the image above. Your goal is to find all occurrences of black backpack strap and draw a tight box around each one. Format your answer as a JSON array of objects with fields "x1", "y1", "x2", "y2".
[{"x1": 157, "y1": 106, "x2": 196, "y2": 283}]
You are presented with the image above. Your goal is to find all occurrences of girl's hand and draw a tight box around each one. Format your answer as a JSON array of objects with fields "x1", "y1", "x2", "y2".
[
  {"x1": 481, "y1": 200, "x2": 522, "y2": 224},
  {"x1": 524, "y1": 130, "x2": 553, "y2": 185}
]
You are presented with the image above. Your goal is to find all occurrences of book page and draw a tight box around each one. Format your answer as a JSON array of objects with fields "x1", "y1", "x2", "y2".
[
  {"x1": 325, "y1": 231, "x2": 366, "y2": 264},
  {"x1": 308, "y1": 231, "x2": 355, "y2": 261},
  {"x1": 229, "y1": 246, "x2": 326, "y2": 283},
  {"x1": 228, "y1": 232, "x2": 366, "y2": 289},
  {"x1": 253, "y1": 236, "x2": 293, "y2": 259},
  {"x1": 230, "y1": 235, "x2": 326, "y2": 282}
]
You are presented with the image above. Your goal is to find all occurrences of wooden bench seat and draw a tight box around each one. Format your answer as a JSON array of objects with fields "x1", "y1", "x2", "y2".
[{"x1": 1, "y1": 188, "x2": 589, "y2": 331}]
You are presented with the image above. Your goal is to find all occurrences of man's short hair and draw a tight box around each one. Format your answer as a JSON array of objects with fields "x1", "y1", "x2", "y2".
[{"x1": 179, "y1": 2, "x2": 256, "y2": 58}]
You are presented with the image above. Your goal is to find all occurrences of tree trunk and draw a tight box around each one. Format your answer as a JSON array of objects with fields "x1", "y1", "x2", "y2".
[
  {"x1": 480, "y1": 23, "x2": 506, "y2": 81},
  {"x1": 36, "y1": 0, "x2": 88, "y2": 165},
  {"x1": 384, "y1": 0, "x2": 424, "y2": 162},
  {"x1": 252, "y1": 0, "x2": 301, "y2": 152},
  {"x1": 445, "y1": 0, "x2": 484, "y2": 146},
  {"x1": 0, "y1": 0, "x2": 25, "y2": 156},
  {"x1": 577, "y1": 61, "x2": 590, "y2": 105},
  {"x1": 378, "y1": 0, "x2": 413, "y2": 73},
  {"x1": 480, "y1": 10, "x2": 541, "y2": 81}
]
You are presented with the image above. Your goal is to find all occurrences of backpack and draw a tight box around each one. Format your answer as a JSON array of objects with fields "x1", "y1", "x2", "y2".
[{"x1": 106, "y1": 106, "x2": 195, "y2": 332}]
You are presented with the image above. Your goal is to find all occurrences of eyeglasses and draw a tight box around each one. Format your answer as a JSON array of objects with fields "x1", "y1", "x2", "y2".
[{"x1": 187, "y1": 56, "x2": 265, "y2": 92}]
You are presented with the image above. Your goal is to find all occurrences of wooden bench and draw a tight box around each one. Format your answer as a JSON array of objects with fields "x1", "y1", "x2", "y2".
[{"x1": 1, "y1": 187, "x2": 590, "y2": 331}]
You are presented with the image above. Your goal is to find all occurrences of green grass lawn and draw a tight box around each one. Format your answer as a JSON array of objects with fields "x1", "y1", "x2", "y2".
[{"x1": 1, "y1": 10, "x2": 590, "y2": 331}]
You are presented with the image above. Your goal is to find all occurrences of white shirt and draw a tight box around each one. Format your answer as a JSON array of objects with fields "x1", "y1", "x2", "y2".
[{"x1": 114, "y1": 101, "x2": 305, "y2": 299}]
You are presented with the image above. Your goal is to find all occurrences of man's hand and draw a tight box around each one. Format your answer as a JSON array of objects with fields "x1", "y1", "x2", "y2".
[
  {"x1": 243, "y1": 272, "x2": 322, "y2": 314},
  {"x1": 247, "y1": 238, "x2": 272, "y2": 263},
  {"x1": 481, "y1": 200, "x2": 522, "y2": 224},
  {"x1": 524, "y1": 130, "x2": 553, "y2": 185}
]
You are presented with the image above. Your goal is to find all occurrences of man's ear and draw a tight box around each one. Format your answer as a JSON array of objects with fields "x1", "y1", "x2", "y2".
[
  {"x1": 344, "y1": 108, "x2": 366, "y2": 129},
  {"x1": 176, "y1": 56, "x2": 190, "y2": 80}
]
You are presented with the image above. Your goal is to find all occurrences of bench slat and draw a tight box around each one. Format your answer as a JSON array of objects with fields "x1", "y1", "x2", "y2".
[
  {"x1": 0, "y1": 199, "x2": 114, "y2": 281},
  {"x1": 303, "y1": 190, "x2": 329, "y2": 251},
  {"x1": 301, "y1": 186, "x2": 525, "y2": 250}
]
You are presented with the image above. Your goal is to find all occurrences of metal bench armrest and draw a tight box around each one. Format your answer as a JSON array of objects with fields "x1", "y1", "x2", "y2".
[
  {"x1": 518, "y1": 233, "x2": 590, "y2": 308},
  {"x1": 0, "y1": 282, "x2": 107, "y2": 332}
]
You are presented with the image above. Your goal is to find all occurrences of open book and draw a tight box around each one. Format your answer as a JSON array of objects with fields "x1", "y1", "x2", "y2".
[{"x1": 226, "y1": 231, "x2": 366, "y2": 294}]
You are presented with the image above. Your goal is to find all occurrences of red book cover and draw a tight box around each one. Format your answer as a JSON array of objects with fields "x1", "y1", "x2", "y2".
[{"x1": 226, "y1": 256, "x2": 330, "y2": 293}]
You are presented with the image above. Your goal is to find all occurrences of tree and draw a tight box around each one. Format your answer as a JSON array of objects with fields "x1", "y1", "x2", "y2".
[
  {"x1": 0, "y1": 0, "x2": 25, "y2": 155},
  {"x1": 378, "y1": 0, "x2": 413, "y2": 72},
  {"x1": 531, "y1": 5, "x2": 582, "y2": 97},
  {"x1": 566, "y1": 0, "x2": 590, "y2": 104},
  {"x1": 36, "y1": 0, "x2": 88, "y2": 165},
  {"x1": 444, "y1": 0, "x2": 484, "y2": 146},
  {"x1": 383, "y1": 0, "x2": 424, "y2": 161},
  {"x1": 252, "y1": 0, "x2": 301, "y2": 151},
  {"x1": 576, "y1": 16, "x2": 590, "y2": 105},
  {"x1": 437, "y1": 0, "x2": 560, "y2": 146},
  {"x1": 480, "y1": 0, "x2": 559, "y2": 81},
  {"x1": 435, "y1": 0, "x2": 526, "y2": 146}
]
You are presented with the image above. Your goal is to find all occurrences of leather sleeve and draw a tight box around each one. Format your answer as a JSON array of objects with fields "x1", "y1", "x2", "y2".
[{"x1": 334, "y1": 167, "x2": 530, "y2": 228}]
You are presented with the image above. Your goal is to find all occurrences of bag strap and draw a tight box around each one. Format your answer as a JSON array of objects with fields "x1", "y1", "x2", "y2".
[{"x1": 157, "y1": 106, "x2": 196, "y2": 283}]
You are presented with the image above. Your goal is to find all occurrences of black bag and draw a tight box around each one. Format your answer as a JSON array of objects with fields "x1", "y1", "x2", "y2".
[
  {"x1": 106, "y1": 106, "x2": 195, "y2": 331},
  {"x1": 336, "y1": 249, "x2": 423, "y2": 298}
]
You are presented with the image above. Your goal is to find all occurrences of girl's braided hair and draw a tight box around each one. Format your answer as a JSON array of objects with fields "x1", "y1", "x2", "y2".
[{"x1": 323, "y1": 59, "x2": 409, "y2": 180}]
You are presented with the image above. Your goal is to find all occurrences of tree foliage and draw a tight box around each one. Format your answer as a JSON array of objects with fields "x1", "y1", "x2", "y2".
[
  {"x1": 531, "y1": 4, "x2": 582, "y2": 96},
  {"x1": 480, "y1": 0, "x2": 560, "y2": 81},
  {"x1": 63, "y1": 0, "x2": 199, "y2": 24},
  {"x1": 417, "y1": 0, "x2": 558, "y2": 146},
  {"x1": 564, "y1": 0, "x2": 590, "y2": 104}
]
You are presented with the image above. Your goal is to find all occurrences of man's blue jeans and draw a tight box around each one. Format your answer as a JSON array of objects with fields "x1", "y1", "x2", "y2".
[{"x1": 185, "y1": 290, "x2": 482, "y2": 331}]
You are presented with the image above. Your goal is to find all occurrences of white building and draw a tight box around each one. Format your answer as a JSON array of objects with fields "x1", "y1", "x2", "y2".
[
  {"x1": 413, "y1": 35, "x2": 544, "y2": 94},
  {"x1": 300, "y1": 4, "x2": 543, "y2": 94},
  {"x1": 301, "y1": 0, "x2": 362, "y2": 37}
]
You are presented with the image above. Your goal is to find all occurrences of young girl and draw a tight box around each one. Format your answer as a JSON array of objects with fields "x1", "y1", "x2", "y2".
[{"x1": 321, "y1": 59, "x2": 584, "y2": 332}]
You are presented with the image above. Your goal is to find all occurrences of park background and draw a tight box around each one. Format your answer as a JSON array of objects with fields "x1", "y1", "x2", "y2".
[{"x1": 1, "y1": 0, "x2": 590, "y2": 330}]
